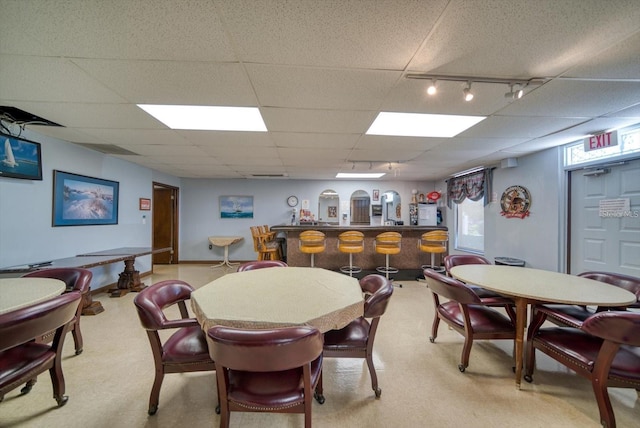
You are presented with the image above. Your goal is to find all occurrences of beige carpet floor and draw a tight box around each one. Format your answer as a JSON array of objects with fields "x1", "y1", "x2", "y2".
[{"x1": 1, "y1": 264, "x2": 637, "y2": 428}]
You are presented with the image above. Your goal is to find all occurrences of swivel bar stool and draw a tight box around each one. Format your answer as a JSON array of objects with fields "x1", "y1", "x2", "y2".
[
  {"x1": 338, "y1": 231, "x2": 365, "y2": 277},
  {"x1": 419, "y1": 230, "x2": 448, "y2": 273},
  {"x1": 374, "y1": 231, "x2": 402, "y2": 285},
  {"x1": 299, "y1": 230, "x2": 325, "y2": 267}
]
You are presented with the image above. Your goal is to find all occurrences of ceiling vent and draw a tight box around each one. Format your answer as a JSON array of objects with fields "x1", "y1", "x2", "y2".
[
  {"x1": 249, "y1": 173, "x2": 289, "y2": 178},
  {"x1": 74, "y1": 143, "x2": 140, "y2": 156},
  {"x1": 0, "y1": 106, "x2": 63, "y2": 127}
]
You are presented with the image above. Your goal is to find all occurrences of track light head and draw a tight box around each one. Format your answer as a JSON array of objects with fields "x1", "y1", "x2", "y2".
[
  {"x1": 505, "y1": 84, "x2": 524, "y2": 100},
  {"x1": 463, "y1": 82, "x2": 474, "y2": 101},
  {"x1": 427, "y1": 79, "x2": 437, "y2": 95}
]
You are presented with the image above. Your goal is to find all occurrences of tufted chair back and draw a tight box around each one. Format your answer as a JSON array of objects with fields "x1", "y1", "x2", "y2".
[
  {"x1": 207, "y1": 325, "x2": 323, "y2": 428},
  {"x1": 133, "y1": 280, "x2": 216, "y2": 416}
]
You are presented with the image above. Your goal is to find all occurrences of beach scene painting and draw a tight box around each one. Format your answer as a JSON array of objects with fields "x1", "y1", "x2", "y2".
[
  {"x1": 53, "y1": 170, "x2": 119, "y2": 226},
  {"x1": 220, "y1": 195, "x2": 253, "y2": 219}
]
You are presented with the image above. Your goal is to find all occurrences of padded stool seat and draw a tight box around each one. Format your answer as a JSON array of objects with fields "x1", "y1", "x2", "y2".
[
  {"x1": 374, "y1": 232, "x2": 401, "y2": 284},
  {"x1": 338, "y1": 231, "x2": 364, "y2": 276},
  {"x1": 419, "y1": 230, "x2": 448, "y2": 273},
  {"x1": 299, "y1": 230, "x2": 325, "y2": 267}
]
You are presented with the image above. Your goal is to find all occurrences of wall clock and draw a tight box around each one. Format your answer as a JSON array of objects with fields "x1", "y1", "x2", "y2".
[{"x1": 287, "y1": 195, "x2": 299, "y2": 207}]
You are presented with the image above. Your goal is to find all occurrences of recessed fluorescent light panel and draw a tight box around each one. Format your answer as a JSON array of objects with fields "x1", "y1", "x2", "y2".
[
  {"x1": 137, "y1": 105, "x2": 267, "y2": 132},
  {"x1": 366, "y1": 112, "x2": 485, "y2": 138},
  {"x1": 336, "y1": 173, "x2": 386, "y2": 178}
]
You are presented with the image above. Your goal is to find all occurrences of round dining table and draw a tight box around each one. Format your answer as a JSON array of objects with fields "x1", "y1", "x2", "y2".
[
  {"x1": 450, "y1": 264, "x2": 636, "y2": 389},
  {"x1": 191, "y1": 267, "x2": 364, "y2": 333},
  {"x1": 0, "y1": 277, "x2": 66, "y2": 315}
]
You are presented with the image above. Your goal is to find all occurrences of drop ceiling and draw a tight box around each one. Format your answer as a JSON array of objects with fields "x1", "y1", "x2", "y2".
[{"x1": 1, "y1": 0, "x2": 639, "y2": 181}]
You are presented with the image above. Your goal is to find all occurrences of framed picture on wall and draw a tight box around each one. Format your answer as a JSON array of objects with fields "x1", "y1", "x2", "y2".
[
  {"x1": 220, "y1": 195, "x2": 254, "y2": 219},
  {"x1": 328, "y1": 206, "x2": 337, "y2": 218},
  {"x1": 52, "y1": 170, "x2": 119, "y2": 226},
  {"x1": 0, "y1": 132, "x2": 43, "y2": 181},
  {"x1": 372, "y1": 189, "x2": 380, "y2": 202}
]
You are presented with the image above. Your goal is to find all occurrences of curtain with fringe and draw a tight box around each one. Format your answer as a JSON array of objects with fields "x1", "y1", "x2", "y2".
[{"x1": 446, "y1": 168, "x2": 492, "y2": 209}]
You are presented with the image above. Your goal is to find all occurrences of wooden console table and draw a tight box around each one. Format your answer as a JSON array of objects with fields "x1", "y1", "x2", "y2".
[{"x1": 77, "y1": 247, "x2": 171, "y2": 297}]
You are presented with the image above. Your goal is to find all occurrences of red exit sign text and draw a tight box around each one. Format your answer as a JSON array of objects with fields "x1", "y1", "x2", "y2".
[{"x1": 583, "y1": 131, "x2": 618, "y2": 152}]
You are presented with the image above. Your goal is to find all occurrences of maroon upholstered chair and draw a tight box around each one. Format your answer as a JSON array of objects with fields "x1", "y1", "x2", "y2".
[
  {"x1": 134, "y1": 280, "x2": 216, "y2": 416},
  {"x1": 0, "y1": 292, "x2": 81, "y2": 406},
  {"x1": 443, "y1": 254, "x2": 516, "y2": 322},
  {"x1": 423, "y1": 269, "x2": 516, "y2": 372},
  {"x1": 237, "y1": 260, "x2": 288, "y2": 272},
  {"x1": 22, "y1": 267, "x2": 93, "y2": 355},
  {"x1": 531, "y1": 271, "x2": 640, "y2": 329},
  {"x1": 207, "y1": 325, "x2": 323, "y2": 428},
  {"x1": 318, "y1": 274, "x2": 393, "y2": 399},
  {"x1": 525, "y1": 311, "x2": 640, "y2": 428}
]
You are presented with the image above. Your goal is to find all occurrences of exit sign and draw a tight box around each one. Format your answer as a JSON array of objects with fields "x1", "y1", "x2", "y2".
[{"x1": 584, "y1": 131, "x2": 618, "y2": 152}]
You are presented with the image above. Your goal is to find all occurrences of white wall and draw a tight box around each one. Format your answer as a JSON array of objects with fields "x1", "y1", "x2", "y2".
[
  {"x1": 1, "y1": 129, "x2": 438, "y2": 287},
  {"x1": 0, "y1": 130, "x2": 160, "y2": 286},
  {"x1": 441, "y1": 148, "x2": 564, "y2": 270},
  {"x1": 180, "y1": 179, "x2": 434, "y2": 261}
]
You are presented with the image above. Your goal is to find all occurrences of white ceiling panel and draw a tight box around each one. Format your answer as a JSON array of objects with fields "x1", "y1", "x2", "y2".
[
  {"x1": 73, "y1": 60, "x2": 258, "y2": 106},
  {"x1": 216, "y1": 0, "x2": 448, "y2": 69},
  {"x1": 1, "y1": 1, "x2": 639, "y2": 181}
]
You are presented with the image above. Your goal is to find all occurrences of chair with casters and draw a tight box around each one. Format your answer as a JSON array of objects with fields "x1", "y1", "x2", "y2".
[
  {"x1": 530, "y1": 271, "x2": 640, "y2": 330},
  {"x1": 443, "y1": 254, "x2": 516, "y2": 323},
  {"x1": 525, "y1": 310, "x2": 640, "y2": 428},
  {"x1": 133, "y1": 280, "x2": 217, "y2": 416},
  {"x1": 423, "y1": 269, "x2": 516, "y2": 372},
  {"x1": 299, "y1": 230, "x2": 326, "y2": 267},
  {"x1": 0, "y1": 292, "x2": 81, "y2": 406},
  {"x1": 237, "y1": 260, "x2": 288, "y2": 272},
  {"x1": 250, "y1": 226, "x2": 281, "y2": 261},
  {"x1": 207, "y1": 325, "x2": 324, "y2": 428},
  {"x1": 419, "y1": 230, "x2": 448, "y2": 273},
  {"x1": 318, "y1": 274, "x2": 394, "y2": 399},
  {"x1": 22, "y1": 267, "x2": 93, "y2": 355},
  {"x1": 374, "y1": 231, "x2": 402, "y2": 284},
  {"x1": 338, "y1": 231, "x2": 365, "y2": 276}
]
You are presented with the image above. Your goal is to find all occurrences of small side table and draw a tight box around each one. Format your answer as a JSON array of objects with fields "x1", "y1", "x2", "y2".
[{"x1": 209, "y1": 236, "x2": 244, "y2": 268}]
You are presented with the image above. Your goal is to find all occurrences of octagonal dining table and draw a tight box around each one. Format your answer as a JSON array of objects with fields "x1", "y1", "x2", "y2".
[{"x1": 191, "y1": 267, "x2": 364, "y2": 333}]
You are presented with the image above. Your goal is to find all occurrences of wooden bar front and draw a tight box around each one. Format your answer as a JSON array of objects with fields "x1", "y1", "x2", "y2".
[{"x1": 271, "y1": 225, "x2": 448, "y2": 271}]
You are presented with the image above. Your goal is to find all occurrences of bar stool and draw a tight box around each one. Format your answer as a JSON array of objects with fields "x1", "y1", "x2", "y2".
[
  {"x1": 374, "y1": 231, "x2": 402, "y2": 285},
  {"x1": 299, "y1": 230, "x2": 325, "y2": 267},
  {"x1": 338, "y1": 231, "x2": 364, "y2": 277},
  {"x1": 419, "y1": 230, "x2": 448, "y2": 273}
]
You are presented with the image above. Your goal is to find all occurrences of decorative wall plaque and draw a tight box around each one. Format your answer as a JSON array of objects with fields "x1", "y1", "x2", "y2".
[{"x1": 500, "y1": 185, "x2": 531, "y2": 219}]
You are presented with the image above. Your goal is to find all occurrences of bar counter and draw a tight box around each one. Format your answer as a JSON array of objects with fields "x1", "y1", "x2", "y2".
[{"x1": 271, "y1": 224, "x2": 447, "y2": 271}]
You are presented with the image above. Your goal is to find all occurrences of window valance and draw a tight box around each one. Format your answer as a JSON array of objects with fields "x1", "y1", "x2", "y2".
[{"x1": 446, "y1": 168, "x2": 493, "y2": 209}]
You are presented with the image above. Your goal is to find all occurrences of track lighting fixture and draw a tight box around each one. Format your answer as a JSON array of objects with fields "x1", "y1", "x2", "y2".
[
  {"x1": 463, "y1": 82, "x2": 474, "y2": 101},
  {"x1": 406, "y1": 73, "x2": 548, "y2": 103},
  {"x1": 505, "y1": 84, "x2": 524, "y2": 100},
  {"x1": 427, "y1": 79, "x2": 437, "y2": 95}
]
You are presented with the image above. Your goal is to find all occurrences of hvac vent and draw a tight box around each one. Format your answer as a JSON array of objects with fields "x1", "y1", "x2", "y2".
[
  {"x1": 250, "y1": 173, "x2": 289, "y2": 178},
  {"x1": 75, "y1": 143, "x2": 140, "y2": 156},
  {"x1": 0, "y1": 106, "x2": 63, "y2": 127}
]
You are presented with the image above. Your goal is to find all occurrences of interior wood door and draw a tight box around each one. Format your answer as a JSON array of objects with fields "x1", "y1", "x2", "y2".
[
  {"x1": 569, "y1": 158, "x2": 640, "y2": 275},
  {"x1": 153, "y1": 184, "x2": 178, "y2": 264}
]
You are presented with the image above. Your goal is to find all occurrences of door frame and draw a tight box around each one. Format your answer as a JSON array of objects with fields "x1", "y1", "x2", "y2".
[{"x1": 153, "y1": 182, "x2": 179, "y2": 264}]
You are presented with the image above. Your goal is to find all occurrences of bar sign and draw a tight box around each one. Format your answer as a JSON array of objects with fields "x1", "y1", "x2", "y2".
[{"x1": 584, "y1": 131, "x2": 617, "y2": 152}]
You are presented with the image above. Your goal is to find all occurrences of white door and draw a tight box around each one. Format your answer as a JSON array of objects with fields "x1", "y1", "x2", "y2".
[{"x1": 569, "y1": 158, "x2": 640, "y2": 275}]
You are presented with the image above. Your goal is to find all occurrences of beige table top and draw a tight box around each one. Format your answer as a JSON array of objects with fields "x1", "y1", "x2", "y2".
[
  {"x1": 450, "y1": 265, "x2": 636, "y2": 306},
  {"x1": 191, "y1": 267, "x2": 364, "y2": 333},
  {"x1": 0, "y1": 278, "x2": 66, "y2": 315},
  {"x1": 208, "y1": 236, "x2": 244, "y2": 247}
]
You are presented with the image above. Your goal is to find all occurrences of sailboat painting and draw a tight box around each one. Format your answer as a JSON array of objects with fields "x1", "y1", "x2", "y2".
[
  {"x1": 220, "y1": 195, "x2": 254, "y2": 219},
  {"x1": 0, "y1": 134, "x2": 43, "y2": 180}
]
